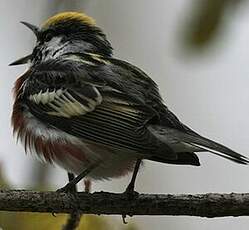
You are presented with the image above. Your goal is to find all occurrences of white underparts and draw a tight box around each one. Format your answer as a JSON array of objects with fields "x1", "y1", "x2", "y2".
[{"x1": 22, "y1": 110, "x2": 136, "y2": 180}]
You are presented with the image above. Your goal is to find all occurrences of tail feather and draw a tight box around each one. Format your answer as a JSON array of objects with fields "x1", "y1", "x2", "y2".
[
  {"x1": 149, "y1": 125, "x2": 249, "y2": 165},
  {"x1": 180, "y1": 133, "x2": 249, "y2": 164}
]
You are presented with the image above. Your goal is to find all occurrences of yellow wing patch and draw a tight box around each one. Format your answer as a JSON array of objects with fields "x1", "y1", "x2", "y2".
[{"x1": 42, "y1": 12, "x2": 96, "y2": 29}]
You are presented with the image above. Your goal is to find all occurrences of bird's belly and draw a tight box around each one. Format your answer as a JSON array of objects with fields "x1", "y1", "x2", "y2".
[
  {"x1": 20, "y1": 111, "x2": 136, "y2": 180},
  {"x1": 53, "y1": 139, "x2": 137, "y2": 180}
]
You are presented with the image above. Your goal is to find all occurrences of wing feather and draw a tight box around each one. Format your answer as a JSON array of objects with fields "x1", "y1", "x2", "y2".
[{"x1": 22, "y1": 57, "x2": 177, "y2": 160}]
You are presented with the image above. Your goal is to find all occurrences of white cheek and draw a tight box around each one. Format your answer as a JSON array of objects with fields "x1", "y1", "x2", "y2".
[
  {"x1": 46, "y1": 36, "x2": 63, "y2": 48},
  {"x1": 43, "y1": 36, "x2": 66, "y2": 59}
]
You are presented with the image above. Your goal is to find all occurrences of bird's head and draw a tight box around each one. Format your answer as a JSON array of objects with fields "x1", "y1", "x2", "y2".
[{"x1": 10, "y1": 12, "x2": 113, "y2": 66}]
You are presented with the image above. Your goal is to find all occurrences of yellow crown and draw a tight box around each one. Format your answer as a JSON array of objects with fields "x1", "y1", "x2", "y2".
[{"x1": 42, "y1": 11, "x2": 96, "y2": 29}]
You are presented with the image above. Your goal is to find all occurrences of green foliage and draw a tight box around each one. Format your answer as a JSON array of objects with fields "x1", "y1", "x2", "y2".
[
  {"x1": 0, "y1": 213, "x2": 137, "y2": 230},
  {"x1": 183, "y1": 0, "x2": 242, "y2": 49}
]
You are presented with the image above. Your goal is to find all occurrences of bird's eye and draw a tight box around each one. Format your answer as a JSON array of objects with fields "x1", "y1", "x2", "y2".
[{"x1": 44, "y1": 31, "x2": 54, "y2": 42}]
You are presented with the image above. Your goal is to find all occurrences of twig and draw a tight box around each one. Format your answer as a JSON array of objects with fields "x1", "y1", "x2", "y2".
[{"x1": 0, "y1": 190, "x2": 249, "y2": 217}]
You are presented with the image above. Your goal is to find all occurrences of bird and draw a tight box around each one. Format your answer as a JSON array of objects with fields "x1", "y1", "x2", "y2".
[{"x1": 10, "y1": 11, "x2": 248, "y2": 193}]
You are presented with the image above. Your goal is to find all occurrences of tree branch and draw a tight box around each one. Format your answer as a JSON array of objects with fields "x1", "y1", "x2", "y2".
[{"x1": 0, "y1": 190, "x2": 249, "y2": 217}]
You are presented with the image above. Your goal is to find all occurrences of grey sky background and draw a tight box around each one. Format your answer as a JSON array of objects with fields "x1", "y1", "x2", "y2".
[{"x1": 1, "y1": 0, "x2": 249, "y2": 229}]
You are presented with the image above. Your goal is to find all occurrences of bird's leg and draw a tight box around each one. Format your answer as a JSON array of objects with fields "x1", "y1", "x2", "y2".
[
  {"x1": 122, "y1": 159, "x2": 141, "y2": 224},
  {"x1": 67, "y1": 172, "x2": 77, "y2": 192},
  {"x1": 124, "y1": 159, "x2": 142, "y2": 197},
  {"x1": 57, "y1": 164, "x2": 97, "y2": 193}
]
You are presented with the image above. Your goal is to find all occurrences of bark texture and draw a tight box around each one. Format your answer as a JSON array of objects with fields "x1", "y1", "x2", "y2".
[{"x1": 0, "y1": 190, "x2": 249, "y2": 217}]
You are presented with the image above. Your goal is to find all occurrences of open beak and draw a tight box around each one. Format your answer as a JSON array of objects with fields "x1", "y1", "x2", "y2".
[
  {"x1": 20, "y1": 21, "x2": 39, "y2": 38},
  {"x1": 9, "y1": 54, "x2": 33, "y2": 66},
  {"x1": 9, "y1": 21, "x2": 39, "y2": 66}
]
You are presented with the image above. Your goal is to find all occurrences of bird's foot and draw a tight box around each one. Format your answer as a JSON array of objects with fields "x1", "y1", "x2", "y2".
[
  {"x1": 56, "y1": 182, "x2": 76, "y2": 193},
  {"x1": 53, "y1": 184, "x2": 75, "y2": 217},
  {"x1": 123, "y1": 184, "x2": 139, "y2": 200},
  {"x1": 120, "y1": 184, "x2": 139, "y2": 223},
  {"x1": 122, "y1": 214, "x2": 128, "y2": 224}
]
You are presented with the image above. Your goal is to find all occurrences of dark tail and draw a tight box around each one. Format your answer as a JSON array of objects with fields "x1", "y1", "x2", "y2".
[
  {"x1": 179, "y1": 131, "x2": 249, "y2": 164},
  {"x1": 149, "y1": 125, "x2": 249, "y2": 165}
]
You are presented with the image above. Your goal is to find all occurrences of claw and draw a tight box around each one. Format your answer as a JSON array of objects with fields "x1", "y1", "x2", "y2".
[{"x1": 122, "y1": 214, "x2": 128, "y2": 224}]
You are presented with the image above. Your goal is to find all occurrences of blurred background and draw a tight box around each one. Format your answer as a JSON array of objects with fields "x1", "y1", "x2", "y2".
[{"x1": 1, "y1": 0, "x2": 249, "y2": 229}]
